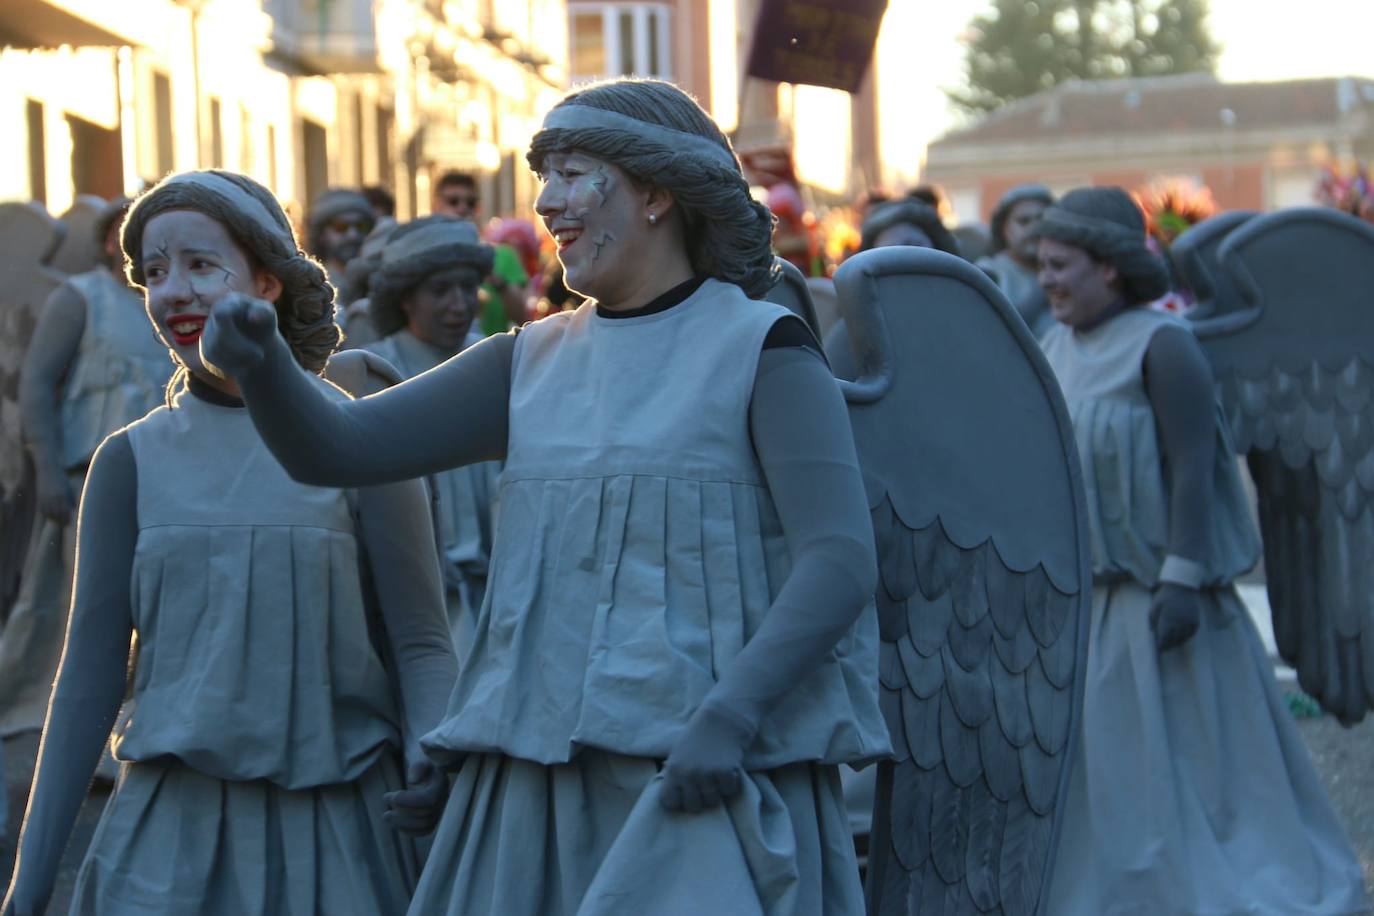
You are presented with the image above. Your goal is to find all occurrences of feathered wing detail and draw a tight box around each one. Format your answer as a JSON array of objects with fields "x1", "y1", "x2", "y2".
[
  {"x1": 1190, "y1": 207, "x2": 1374, "y2": 724},
  {"x1": 833, "y1": 247, "x2": 1092, "y2": 915},
  {"x1": 0, "y1": 202, "x2": 68, "y2": 613}
]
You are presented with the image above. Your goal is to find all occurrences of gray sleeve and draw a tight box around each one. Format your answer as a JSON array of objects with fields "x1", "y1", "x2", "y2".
[
  {"x1": 19, "y1": 281, "x2": 87, "y2": 475},
  {"x1": 353, "y1": 477, "x2": 458, "y2": 756},
  {"x1": 236, "y1": 330, "x2": 514, "y2": 488},
  {"x1": 1143, "y1": 323, "x2": 1216, "y2": 565},
  {"x1": 695, "y1": 345, "x2": 878, "y2": 736},
  {"x1": 4, "y1": 433, "x2": 135, "y2": 913}
]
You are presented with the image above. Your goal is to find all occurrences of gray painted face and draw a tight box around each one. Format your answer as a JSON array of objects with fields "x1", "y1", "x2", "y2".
[
  {"x1": 535, "y1": 151, "x2": 642, "y2": 301},
  {"x1": 141, "y1": 209, "x2": 279, "y2": 385}
]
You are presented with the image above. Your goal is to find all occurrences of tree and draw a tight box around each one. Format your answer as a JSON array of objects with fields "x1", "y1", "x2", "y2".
[{"x1": 947, "y1": 0, "x2": 1221, "y2": 115}]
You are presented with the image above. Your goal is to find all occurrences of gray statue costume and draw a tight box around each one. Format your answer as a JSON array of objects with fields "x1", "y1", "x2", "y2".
[
  {"x1": 976, "y1": 184, "x2": 1055, "y2": 338},
  {"x1": 306, "y1": 188, "x2": 374, "y2": 293},
  {"x1": 819, "y1": 249, "x2": 1092, "y2": 915},
  {"x1": 2, "y1": 171, "x2": 458, "y2": 916},
  {"x1": 201, "y1": 80, "x2": 894, "y2": 915},
  {"x1": 1037, "y1": 197, "x2": 1366, "y2": 914},
  {"x1": 68, "y1": 368, "x2": 430, "y2": 914},
  {"x1": 1180, "y1": 207, "x2": 1374, "y2": 726},
  {"x1": 363, "y1": 219, "x2": 500, "y2": 656},
  {"x1": 1, "y1": 258, "x2": 172, "y2": 739},
  {"x1": 338, "y1": 218, "x2": 398, "y2": 349}
]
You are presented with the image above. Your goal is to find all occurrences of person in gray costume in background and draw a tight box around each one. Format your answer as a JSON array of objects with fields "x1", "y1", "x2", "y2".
[
  {"x1": 364, "y1": 216, "x2": 499, "y2": 658},
  {"x1": 978, "y1": 183, "x2": 1055, "y2": 336},
  {"x1": 3, "y1": 171, "x2": 456, "y2": 916},
  {"x1": 1, "y1": 197, "x2": 172, "y2": 746},
  {"x1": 1037, "y1": 186, "x2": 1366, "y2": 915},
  {"x1": 201, "y1": 77, "x2": 890, "y2": 915},
  {"x1": 859, "y1": 197, "x2": 961, "y2": 256}
]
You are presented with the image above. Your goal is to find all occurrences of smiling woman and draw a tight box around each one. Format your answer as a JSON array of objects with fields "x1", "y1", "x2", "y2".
[
  {"x1": 200, "y1": 78, "x2": 889, "y2": 916},
  {"x1": 2, "y1": 170, "x2": 458, "y2": 916}
]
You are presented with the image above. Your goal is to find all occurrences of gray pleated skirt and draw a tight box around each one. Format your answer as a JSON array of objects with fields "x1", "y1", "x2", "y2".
[
  {"x1": 69, "y1": 754, "x2": 418, "y2": 915},
  {"x1": 1047, "y1": 581, "x2": 1369, "y2": 915},
  {"x1": 408, "y1": 749, "x2": 865, "y2": 915}
]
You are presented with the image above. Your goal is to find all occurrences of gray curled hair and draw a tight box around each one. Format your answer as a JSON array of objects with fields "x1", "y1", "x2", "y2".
[
  {"x1": 860, "y1": 199, "x2": 962, "y2": 256},
  {"x1": 527, "y1": 78, "x2": 777, "y2": 300},
  {"x1": 121, "y1": 169, "x2": 341, "y2": 375},
  {"x1": 368, "y1": 216, "x2": 495, "y2": 337},
  {"x1": 1034, "y1": 186, "x2": 1170, "y2": 305}
]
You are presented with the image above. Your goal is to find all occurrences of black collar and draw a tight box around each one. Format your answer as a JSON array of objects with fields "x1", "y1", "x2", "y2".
[
  {"x1": 187, "y1": 373, "x2": 245, "y2": 408},
  {"x1": 596, "y1": 275, "x2": 707, "y2": 320}
]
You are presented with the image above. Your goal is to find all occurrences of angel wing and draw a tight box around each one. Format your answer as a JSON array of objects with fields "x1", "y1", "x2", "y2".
[
  {"x1": 0, "y1": 201, "x2": 68, "y2": 613},
  {"x1": 1170, "y1": 210, "x2": 1256, "y2": 320},
  {"x1": 828, "y1": 247, "x2": 1092, "y2": 915},
  {"x1": 765, "y1": 257, "x2": 823, "y2": 336},
  {"x1": 1189, "y1": 207, "x2": 1374, "y2": 724}
]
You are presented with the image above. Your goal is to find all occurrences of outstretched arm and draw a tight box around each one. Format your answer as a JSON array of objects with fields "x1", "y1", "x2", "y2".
[
  {"x1": 1143, "y1": 322, "x2": 1217, "y2": 650},
  {"x1": 3, "y1": 434, "x2": 136, "y2": 914},
  {"x1": 660, "y1": 343, "x2": 877, "y2": 811},
  {"x1": 353, "y1": 476, "x2": 459, "y2": 834},
  {"x1": 201, "y1": 295, "x2": 512, "y2": 487},
  {"x1": 19, "y1": 282, "x2": 87, "y2": 523}
]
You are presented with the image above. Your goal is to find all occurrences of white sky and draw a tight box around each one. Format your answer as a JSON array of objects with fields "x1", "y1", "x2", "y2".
[{"x1": 875, "y1": 0, "x2": 1374, "y2": 187}]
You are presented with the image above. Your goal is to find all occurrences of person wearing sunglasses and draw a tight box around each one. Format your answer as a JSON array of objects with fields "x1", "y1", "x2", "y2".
[
  {"x1": 432, "y1": 171, "x2": 529, "y2": 336},
  {"x1": 307, "y1": 188, "x2": 376, "y2": 292}
]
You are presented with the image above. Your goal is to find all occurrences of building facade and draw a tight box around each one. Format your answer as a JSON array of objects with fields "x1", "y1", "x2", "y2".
[
  {"x1": 924, "y1": 74, "x2": 1374, "y2": 226},
  {"x1": 0, "y1": 0, "x2": 569, "y2": 224}
]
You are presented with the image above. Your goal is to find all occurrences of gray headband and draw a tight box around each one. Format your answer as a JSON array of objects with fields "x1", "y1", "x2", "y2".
[
  {"x1": 383, "y1": 220, "x2": 487, "y2": 265},
  {"x1": 539, "y1": 105, "x2": 738, "y2": 170},
  {"x1": 1038, "y1": 206, "x2": 1141, "y2": 243},
  {"x1": 161, "y1": 172, "x2": 295, "y2": 245}
]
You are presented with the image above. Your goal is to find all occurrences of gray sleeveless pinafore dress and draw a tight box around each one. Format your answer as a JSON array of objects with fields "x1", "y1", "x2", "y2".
[
  {"x1": 67, "y1": 381, "x2": 418, "y2": 915},
  {"x1": 408, "y1": 279, "x2": 891, "y2": 916}
]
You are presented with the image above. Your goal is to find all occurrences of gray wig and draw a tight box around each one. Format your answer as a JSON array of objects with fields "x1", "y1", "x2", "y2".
[
  {"x1": 989, "y1": 183, "x2": 1054, "y2": 252},
  {"x1": 368, "y1": 216, "x2": 495, "y2": 337},
  {"x1": 527, "y1": 78, "x2": 777, "y2": 299},
  {"x1": 1035, "y1": 186, "x2": 1170, "y2": 305},
  {"x1": 121, "y1": 169, "x2": 340, "y2": 375},
  {"x1": 860, "y1": 199, "x2": 962, "y2": 257}
]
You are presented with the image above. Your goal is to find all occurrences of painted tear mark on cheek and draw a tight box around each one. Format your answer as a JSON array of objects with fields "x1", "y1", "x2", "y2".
[
  {"x1": 567, "y1": 165, "x2": 614, "y2": 220},
  {"x1": 591, "y1": 230, "x2": 614, "y2": 262},
  {"x1": 188, "y1": 265, "x2": 238, "y2": 306}
]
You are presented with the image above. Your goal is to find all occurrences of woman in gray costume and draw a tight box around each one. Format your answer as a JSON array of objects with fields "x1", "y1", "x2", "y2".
[
  {"x1": 1038, "y1": 187, "x2": 1367, "y2": 914},
  {"x1": 365, "y1": 216, "x2": 499, "y2": 657},
  {"x1": 977, "y1": 183, "x2": 1055, "y2": 336},
  {"x1": 2, "y1": 170, "x2": 457, "y2": 916},
  {"x1": 1, "y1": 198, "x2": 173, "y2": 743},
  {"x1": 201, "y1": 77, "x2": 890, "y2": 915}
]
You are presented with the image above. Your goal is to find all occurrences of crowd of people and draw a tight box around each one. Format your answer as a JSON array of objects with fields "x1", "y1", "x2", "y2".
[{"x1": 0, "y1": 73, "x2": 1368, "y2": 916}]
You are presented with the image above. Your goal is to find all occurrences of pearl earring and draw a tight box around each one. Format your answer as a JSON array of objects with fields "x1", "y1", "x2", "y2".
[{"x1": 647, "y1": 213, "x2": 658, "y2": 225}]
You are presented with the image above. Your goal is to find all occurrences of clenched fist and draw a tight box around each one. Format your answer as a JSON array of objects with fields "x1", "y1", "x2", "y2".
[{"x1": 201, "y1": 293, "x2": 279, "y2": 379}]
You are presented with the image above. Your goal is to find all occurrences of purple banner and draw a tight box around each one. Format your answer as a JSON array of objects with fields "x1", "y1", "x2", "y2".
[{"x1": 745, "y1": 0, "x2": 888, "y2": 94}]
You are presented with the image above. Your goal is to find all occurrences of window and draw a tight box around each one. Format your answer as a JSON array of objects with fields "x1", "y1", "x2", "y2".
[
  {"x1": 153, "y1": 71, "x2": 174, "y2": 177},
  {"x1": 568, "y1": 4, "x2": 672, "y2": 82},
  {"x1": 26, "y1": 99, "x2": 44, "y2": 204},
  {"x1": 209, "y1": 97, "x2": 224, "y2": 169}
]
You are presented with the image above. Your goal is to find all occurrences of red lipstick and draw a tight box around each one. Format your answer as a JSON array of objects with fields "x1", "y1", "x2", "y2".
[{"x1": 165, "y1": 313, "x2": 208, "y2": 347}]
